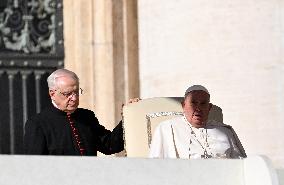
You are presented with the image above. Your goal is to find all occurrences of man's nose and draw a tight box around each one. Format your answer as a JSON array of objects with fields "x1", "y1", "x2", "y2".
[
  {"x1": 195, "y1": 106, "x2": 201, "y2": 111},
  {"x1": 194, "y1": 103, "x2": 202, "y2": 110},
  {"x1": 69, "y1": 93, "x2": 79, "y2": 100}
]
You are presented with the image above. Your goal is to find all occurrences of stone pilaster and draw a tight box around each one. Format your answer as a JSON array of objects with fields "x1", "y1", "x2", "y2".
[{"x1": 63, "y1": 0, "x2": 139, "y2": 129}]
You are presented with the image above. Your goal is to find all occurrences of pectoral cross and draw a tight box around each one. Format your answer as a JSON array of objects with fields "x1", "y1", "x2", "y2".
[{"x1": 201, "y1": 150, "x2": 212, "y2": 159}]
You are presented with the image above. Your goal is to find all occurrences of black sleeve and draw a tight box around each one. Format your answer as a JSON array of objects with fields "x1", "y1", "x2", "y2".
[
  {"x1": 24, "y1": 118, "x2": 48, "y2": 155},
  {"x1": 109, "y1": 121, "x2": 124, "y2": 153},
  {"x1": 95, "y1": 120, "x2": 124, "y2": 155}
]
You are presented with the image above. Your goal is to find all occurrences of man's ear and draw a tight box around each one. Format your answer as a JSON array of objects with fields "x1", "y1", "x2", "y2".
[
  {"x1": 209, "y1": 103, "x2": 213, "y2": 110},
  {"x1": 181, "y1": 99, "x2": 185, "y2": 108},
  {"x1": 49, "y1": 89, "x2": 55, "y2": 99}
]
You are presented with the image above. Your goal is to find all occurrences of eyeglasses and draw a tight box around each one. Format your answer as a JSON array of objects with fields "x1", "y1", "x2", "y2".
[{"x1": 55, "y1": 88, "x2": 83, "y2": 98}]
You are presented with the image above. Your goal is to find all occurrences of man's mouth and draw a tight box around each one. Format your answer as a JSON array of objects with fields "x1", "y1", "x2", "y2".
[{"x1": 193, "y1": 113, "x2": 202, "y2": 119}]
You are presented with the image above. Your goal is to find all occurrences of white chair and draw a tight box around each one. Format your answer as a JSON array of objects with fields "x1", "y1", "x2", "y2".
[{"x1": 122, "y1": 97, "x2": 223, "y2": 157}]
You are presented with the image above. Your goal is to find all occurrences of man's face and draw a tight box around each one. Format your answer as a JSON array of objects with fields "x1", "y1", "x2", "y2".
[
  {"x1": 182, "y1": 90, "x2": 212, "y2": 128},
  {"x1": 49, "y1": 76, "x2": 80, "y2": 114}
]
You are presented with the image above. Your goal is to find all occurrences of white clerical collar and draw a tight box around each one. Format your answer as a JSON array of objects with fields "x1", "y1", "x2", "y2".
[
  {"x1": 51, "y1": 100, "x2": 74, "y2": 115},
  {"x1": 51, "y1": 100, "x2": 59, "y2": 109}
]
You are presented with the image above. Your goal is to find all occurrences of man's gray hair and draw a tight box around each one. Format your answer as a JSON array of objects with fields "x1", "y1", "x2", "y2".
[{"x1": 47, "y1": 69, "x2": 79, "y2": 89}]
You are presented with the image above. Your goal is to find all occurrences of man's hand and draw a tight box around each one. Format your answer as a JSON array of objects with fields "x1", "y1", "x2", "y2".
[
  {"x1": 126, "y1": 98, "x2": 141, "y2": 105},
  {"x1": 121, "y1": 98, "x2": 141, "y2": 116}
]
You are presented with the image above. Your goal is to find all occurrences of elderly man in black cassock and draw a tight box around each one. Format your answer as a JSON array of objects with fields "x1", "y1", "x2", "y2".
[{"x1": 24, "y1": 69, "x2": 124, "y2": 156}]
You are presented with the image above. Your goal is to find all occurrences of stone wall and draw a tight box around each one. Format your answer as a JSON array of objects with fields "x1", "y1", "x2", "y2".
[
  {"x1": 62, "y1": 0, "x2": 284, "y2": 166},
  {"x1": 0, "y1": 155, "x2": 280, "y2": 185},
  {"x1": 138, "y1": 0, "x2": 284, "y2": 167}
]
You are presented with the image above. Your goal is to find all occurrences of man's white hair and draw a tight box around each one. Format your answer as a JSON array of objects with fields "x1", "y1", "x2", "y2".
[{"x1": 47, "y1": 69, "x2": 79, "y2": 89}]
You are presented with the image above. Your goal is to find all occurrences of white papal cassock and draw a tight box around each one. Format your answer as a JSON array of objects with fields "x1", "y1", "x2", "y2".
[{"x1": 149, "y1": 116, "x2": 246, "y2": 159}]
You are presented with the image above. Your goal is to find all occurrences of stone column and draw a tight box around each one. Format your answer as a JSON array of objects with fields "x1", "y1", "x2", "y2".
[
  {"x1": 63, "y1": 0, "x2": 139, "y2": 129},
  {"x1": 112, "y1": 0, "x2": 140, "y2": 123}
]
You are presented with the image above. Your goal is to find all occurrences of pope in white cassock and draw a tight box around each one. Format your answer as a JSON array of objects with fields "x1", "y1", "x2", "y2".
[{"x1": 148, "y1": 85, "x2": 246, "y2": 159}]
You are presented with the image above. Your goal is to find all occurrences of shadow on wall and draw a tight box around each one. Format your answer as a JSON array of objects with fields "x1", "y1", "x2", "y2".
[{"x1": 208, "y1": 104, "x2": 223, "y2": 123}]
